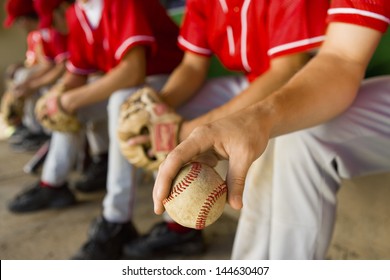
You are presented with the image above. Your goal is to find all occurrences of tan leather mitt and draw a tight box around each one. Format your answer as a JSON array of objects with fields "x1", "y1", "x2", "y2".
[
  {"x1": 1, "y1": 85, "x2": 24, "y2": 126},
  {"x1": 117, "y1": 87, "x2": 182, "y2": 171},
  {"x1": 35, "y1": 84, "x2": 81, "y2": 133}
]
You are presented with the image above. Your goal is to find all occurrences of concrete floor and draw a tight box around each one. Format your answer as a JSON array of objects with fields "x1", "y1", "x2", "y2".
[{"x1": 0, "y1": 126, "x2": 389, "y2": 260}]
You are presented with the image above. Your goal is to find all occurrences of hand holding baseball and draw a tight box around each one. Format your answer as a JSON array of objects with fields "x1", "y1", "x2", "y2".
[
  {"x1": 163, "y1": 162, "x2": 227, "y2": 229},
  {"x1": 153, "y1": 109, "x2": 270, "y2": 213}
]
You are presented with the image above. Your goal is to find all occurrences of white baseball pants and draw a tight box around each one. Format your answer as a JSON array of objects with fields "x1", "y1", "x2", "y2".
[
  {"x1": 232, "y1": 75, "x2": 390, "y2": 259},
  {"x1": 41, "y1": 100, "x2": 109, "y2": 186},
  {"x1": 12, "y1": 66, "x2": 45, "y2": 134}
]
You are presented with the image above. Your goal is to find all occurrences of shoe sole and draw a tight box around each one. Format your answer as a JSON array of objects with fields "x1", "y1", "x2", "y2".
[
  {"x1": 123, "y1": 241, "x2": 207, "y2": 260},
  {"x1": 9, "y1": 197, "x2": 77, "y2": 213}
]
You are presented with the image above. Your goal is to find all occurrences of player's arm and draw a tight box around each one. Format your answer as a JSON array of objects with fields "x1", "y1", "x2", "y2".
[
  {"x1": 29, "y1": 61, "x2": 66, "y2": 88},
  {"x1": 262, "y1": 23, "x2": 381, "y2": 137},
  {"x1": 60, "y1": 70, "x2": 89, "y2": 91},
  {"x1": 160, "y1": 51, "x2": 210, "y2": 108},
  {"x1": 153, "y1": 22, "x2": 382, "y2": 213},
  {"x1": 25, "y1": 62, "x2": 54, "y2": 80},
  {"x1": 180, "y1": 51, "x2": 311, "y2": 139},
  {"x1": 21, "y1": 61, "x2": 66, "y2": 95},
  {"x1": 60, "y1": 46, "x2": 146, "y2": 113}
]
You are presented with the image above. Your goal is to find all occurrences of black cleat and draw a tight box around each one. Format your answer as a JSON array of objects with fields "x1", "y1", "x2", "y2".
[
  {"x1": 8, "y1": 181, "x2": 76, "y2": 213},
  {"x1": 74, "y1": 153, "x2": 108, "y2": 193},
  {"x1": 123, "y1": 222, "x2": 206, "y2": 259},
  {"x1": 72, "y1": 216, "x2": 139, "y2": 260}
]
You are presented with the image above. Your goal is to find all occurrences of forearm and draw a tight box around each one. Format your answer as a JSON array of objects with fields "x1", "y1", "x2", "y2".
[
  {"x1": 25, "y1": 63, "x2": 53, "y2": 81},
  {"x1": 161, "y1": 53, "x2": 210, "y2": 108},
  {"x1": 63, "y1": 47, "x2": 146, "y2": 112},
  {"x1": 250, "y1": 23, "x2": 382, "y2": 139},
  {"x1": 254, "y1": 52, "x2": 366, "y2": 139},
  {"x1": 28, "y1": 62, "x2": 66, "y2": 90},
  {"x1": 65, "y1": 67, "x2": 143, "y2": 110},
  {"x1": 185, "y1": 53, "x2": 310, "y2": 136},
  {"x1": 61, "y1": 71, "x2": 88, "y2": 91}
]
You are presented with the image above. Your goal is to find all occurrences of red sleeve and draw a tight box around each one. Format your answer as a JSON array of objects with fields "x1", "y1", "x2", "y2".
[
  {"x1": 51, "y1": 31, "x2": 69, "y2": 63},
  {"x1": 327, "y1": 0, "x2": 390, "y2": 33},
  {"x1": 268, "y1": 0, "x2": 329, "y2": 58},
  {"x1": 178, "y1": 0, "x2": 212, "y2": 56},
  {"x1": 106, "y1": 0, "x2": 158, "y2": 62},
  {"x1": 39, "y1": 29, "x2": 69, "y2": 63}
]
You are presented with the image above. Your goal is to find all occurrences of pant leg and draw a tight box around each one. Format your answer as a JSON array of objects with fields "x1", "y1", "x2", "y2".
[
  {"x1": 176, "y1": 75, "x2": 248, "y2": 119},
  {"x1": 40, "y1": 99, "x2": 108, "y2": 186},
  {"x1": 85, "y1": 120, "x2": 109, "y2": 156},
  {"x1": 231, "y1": 140, "x2": 275, "y2": 259},
  {"x1": 81, "y1": 99, "x2": 109, "y2": 157},
  {"x1": 102, "y1": 75, "x2": 169, "y2": 223},
  {"x1": 23, "y1": 93, "x2": 44, "y2": 134},
  {"x1": 23, "y1": 85, "x2": 49, "y2": 134},
  {"x1": 77, "y1": 77, "x2": 109, "y2": 157},
  {"x1": 41, "y1": 130, "x2": 83, "y2": 186},
  {"x1": 269, "y1": 76, "x2": 390, "y2": 259}
]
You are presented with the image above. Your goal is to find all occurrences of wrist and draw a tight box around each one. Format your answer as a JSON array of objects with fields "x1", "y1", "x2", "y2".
[
  {"x1": 251, "y1": 100, "x2": 277, "y2": 139},
  {"x1": 59, "y1": 94, "x2": 76, "y2": 114}
]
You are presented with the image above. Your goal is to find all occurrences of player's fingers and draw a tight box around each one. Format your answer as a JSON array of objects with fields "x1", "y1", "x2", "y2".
[
  {"x1": 225, "y1": 153, "x2": 253, "y2": 210},
  {"x1": 191, "y1": 150, "x2": 219, "y2": 168},
  {"x1": 153, "y1": 156, "x2": 183, "y2": 215},
  {"x1": 127, "y1": 134, "x2": 150, "y2": 146},
  {"x1": 153, "y1": 129, "x2": 213, "y2": 214}
]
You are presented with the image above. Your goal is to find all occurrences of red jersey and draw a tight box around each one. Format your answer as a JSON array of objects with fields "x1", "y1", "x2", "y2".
[
  {"x1": 327, "y1": 0, "x2": 390, "y2": 33},
  {"x1": 26, "y1": 28, "x2": 69, "y2": 66},
  {"x1": 179, "y1": 0, "x2": 329, "y2": 82},
  {"x1": 66, "y1": 0, "x2": 183, "y2": 75}
]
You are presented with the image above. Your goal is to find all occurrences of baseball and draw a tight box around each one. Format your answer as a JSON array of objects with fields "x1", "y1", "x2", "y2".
[{"x1": 163, "y1": 162, "x2": 227, "y2": 229}]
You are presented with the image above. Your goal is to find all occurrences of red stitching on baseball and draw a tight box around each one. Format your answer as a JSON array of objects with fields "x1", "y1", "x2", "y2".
[
  {"x1": 195, "y1": 182, "x2": 227, "y2": 229},
  {"x1": 163, "y1": 162, "x2": 202, "y2": 204}
]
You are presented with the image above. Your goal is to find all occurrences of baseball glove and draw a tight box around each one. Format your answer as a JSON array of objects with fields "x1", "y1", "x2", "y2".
[
  {"x1": 35, "y1": 84, "x2": 81, "y2": 132},
  {"x1": 117, "y1": 87, "x2": 182, "y2": 171},
  {"x1": 1, "y1": 85, "x2": 24, "y2": 126},
  {"x1": 1, "y1": 66, "x2": 35, "y2": 126}
]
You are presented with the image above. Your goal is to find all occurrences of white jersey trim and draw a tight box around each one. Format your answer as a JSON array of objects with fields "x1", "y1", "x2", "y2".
[
  {"x1": 55, "y1": 52, "x2": 70, "y2": 63},
  {"x1": 240, "y1": 0, "x2": 252, "y2": 72},
  {"x1": 75, "y1": 4, "x2": 94, "y2": 45},
  {"x1": 178, "y1": 36, "x2": 213, "y2": 55},
  {"x1": 78, "y1": 0, "x2": 103, "y2": 29},
  {"x1": 219, "y1": 0, "x2": 228, "y2": 14},
  {"x1": 226, "y1": 26, "x2": 235, "y2": 56},
  {"x1": 115, "y1": 36, "x2": 155, "y2": 60},
  {"x1": 328, "y1": 8, "x2": 390, "y2": 24},
  {"x1": 268, "y1": 36, "x2": 325, "y2": 56},
  {"x1": 39, "y1": 29, "x2": 50, "y2": 42}
]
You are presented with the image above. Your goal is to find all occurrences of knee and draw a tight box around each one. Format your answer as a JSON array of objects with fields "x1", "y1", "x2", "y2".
[
  {"x1": 107, "y1": 88, "x2": 141, "y2": 120},
  {"x1": 275, "y1": 131, "x2": 314, "y2": 161}
]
